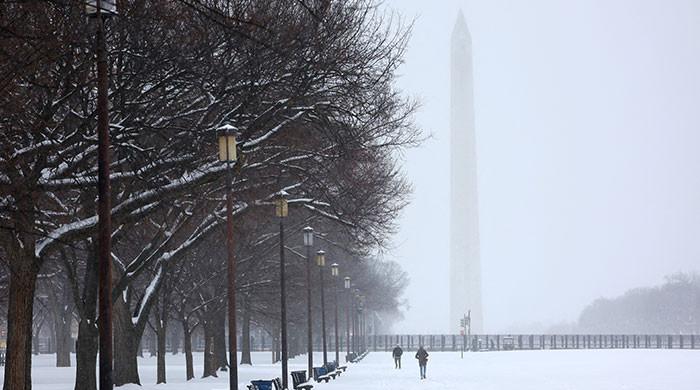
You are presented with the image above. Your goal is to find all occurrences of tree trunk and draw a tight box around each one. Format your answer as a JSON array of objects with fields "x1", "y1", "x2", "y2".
[
  {"x1": 113, "y1": 297, "x2": 142, "y2": 386},
  {"x1": 156, "y1": 320, "x2": 167, "y2": 384},
  {"x1": 74, "y1": 319, "x2": 98, "y2": 390},
  {"x1": 202, "y1": 321, "x2": 217, "y2": 378},
  {"x1": 53, "y1": 282, "x2": 73, "y2": 368},
  {"x1": 240, "y1": 296, "x2": 252, "y2": 365},
  {"x1": 3, "y1": 259, "x2": 38, "y2": 390},
  {"x1": 47, "y1": 320, "x2": 56, "y2": 354},
  {"x1": 32, "y1": 320, "x2": 42, "y2": 355},
  {"x1": 182, "y1": 322, "x2": 194, "y2": 380},
  {"x1": 272, "y1": 330, "x2": 280, "y2": 363},
  {"x1": 73, "y1": 242, "x2": 98, "y2": 390},
  {"x1": 214, "y1": 312, "x2": 228, "y2": 371},
  {"x1": 54, "y1": 311, "x2": 72, "y2": 367},
  {"x1": 149, "y1": 329, "x2": 157, "y2": 357},
  {"x1": 170, "y1": 326, "x2": 180, "y2": 355}
]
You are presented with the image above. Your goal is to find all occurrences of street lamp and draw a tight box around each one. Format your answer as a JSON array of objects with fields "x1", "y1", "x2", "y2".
[
  {"x1": 358, "y1": 295, "x2": 365, "y2": 354},
  {"x1": 275, "y1": 191, "x2": 289, "y2": 389},
  {"x1": 86, "y1": 0, "x2": 117, "y2": 16},
  {"x1": 330, "y1": 264, "x2": 340, "y2": 364},
  {"x1": 353, "y1": 290, "x2": 360, "y2": 355},
  {"x1": 87, "y1": 2, "x2": 117, "y2": 389},
  {"x1": 218, "y1": 125, "x2": 238, "y2": 162},
  {"x1": 344, "y1": 277, "x2": 351, "y2": 362},
  {"x1": 302, "y1": 227, "x2": 314, "y2": 377},
  {"x1": 217, "y1": 124, "x2": 239, "y2": 390},
  {"x1": 316, "y1": 250, "x2": 328, "y2": 366},
  {"x1": 362, "y1": 298, "x2": 367, "y2": 354}
]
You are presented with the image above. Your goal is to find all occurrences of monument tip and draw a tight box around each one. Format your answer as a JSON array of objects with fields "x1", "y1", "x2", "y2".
[{"x1": 453, "y1": 9, "x2": 471, "y2": 38}]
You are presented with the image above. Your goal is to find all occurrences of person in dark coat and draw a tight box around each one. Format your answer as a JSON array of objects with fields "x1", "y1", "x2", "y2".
[
  {"x1": 415, "y1": 345, "x2": 429, "y2": 379},
  {"x1": 391, "y1": 345, "x2": 403, "y2": 369}
]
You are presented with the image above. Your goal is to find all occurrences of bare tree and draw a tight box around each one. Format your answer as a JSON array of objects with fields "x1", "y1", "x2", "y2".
[{"x1": 1, "y1": 1, "x2": 419, "y2": 388}]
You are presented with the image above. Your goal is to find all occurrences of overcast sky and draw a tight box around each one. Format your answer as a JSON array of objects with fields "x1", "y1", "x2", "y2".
[{"x1": 383, "y1": 0, "x2": 700, "y2": 333}]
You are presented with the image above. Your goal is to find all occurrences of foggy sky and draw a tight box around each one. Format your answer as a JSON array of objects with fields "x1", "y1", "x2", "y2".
[{"x1": 384, "y1": 0, "x2": 700, "y2": 333}]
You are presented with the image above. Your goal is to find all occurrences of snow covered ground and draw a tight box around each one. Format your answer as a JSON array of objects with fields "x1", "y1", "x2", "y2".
[{"x1": 7, "y1": 349, "x2": 700, "y2": 390}]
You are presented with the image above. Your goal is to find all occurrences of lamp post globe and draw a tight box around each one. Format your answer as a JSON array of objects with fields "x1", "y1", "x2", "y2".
[
  {"x1": 303, "y1": 226, "x2": 314, "y2": 246},
  {"x1": 274, "y1": 190, "x2": 289, "y2": 218},
  {"x1": 315, "y1": 250, "x2": 326, "y2": 267},
  {"x1": 86, "y1": 0, "x2": 117, "y2": 17},
  {"x1": 217, "y1": 125, "x2": 238, "y2": 162}
]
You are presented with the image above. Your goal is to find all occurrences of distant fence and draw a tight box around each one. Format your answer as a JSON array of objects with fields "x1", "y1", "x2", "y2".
[
  {"x1": 233, "y1": 333, "x2": 700, "y2": 352},
  {"x1": 362, "y1": 334, "x2": 700, "y2": 351},
  {"x1": 30, "y1": 333, "x2": 700, "y2": 355}
]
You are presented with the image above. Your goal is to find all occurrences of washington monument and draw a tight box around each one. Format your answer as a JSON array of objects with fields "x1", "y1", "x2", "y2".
[{"x1": 449, "y1": 11, "x2": 483, "y2": 334}]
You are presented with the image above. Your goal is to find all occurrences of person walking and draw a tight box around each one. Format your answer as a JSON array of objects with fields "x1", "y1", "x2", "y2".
[
  {"x1": 415, "y1": 345, "x2": 429, "y2": 379},
  {"x1": 392, "y1": 345, "x2": 403, "y2": 369}
]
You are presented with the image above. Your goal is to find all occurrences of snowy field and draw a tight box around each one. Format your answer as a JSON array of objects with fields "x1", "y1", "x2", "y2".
[{"x1": 6, "y1": 349, "x2": 700, "y2": 390}]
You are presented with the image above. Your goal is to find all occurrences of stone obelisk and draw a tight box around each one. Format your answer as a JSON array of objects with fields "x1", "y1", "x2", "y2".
[{"x1": 449, "y1": 10, "x2": 483, "y2": 334}]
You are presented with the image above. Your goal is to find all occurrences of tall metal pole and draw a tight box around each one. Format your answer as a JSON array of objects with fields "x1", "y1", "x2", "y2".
[
  {"x1": 95, "y1": 2, "x2": 113, "y2": 388},
  {"x1": 364, "y1": 311, "x2": 368, "y2": 353},
  {"x1": 351, "y1": 295, "x2": 357, "y2": 355},
  {"x1": 333, "y1": 275, "x2": 340, "y2": 364},
  {"x1": 345, "y1": 282, "x2": 350, "y2": 362},
  {"x1": 226, "y1": 159, "x2": 238, "y2": 390},
  {"x1": 319, "y1": 264, "x2": 328, "y2": 366},
  {"x1": 363, "y1": 311, "x2": 366, "y2": 353},
  {"x1": 359, "y1": 309, "x2": 364, "y2": 354},
  {"x1": 357, "y1": 307, "x2": 365, "y2": 353},
  {"x1": 365, "y1": 309, "x2": 369, "y2": 353},
  {"x1": 279, "y1": 219, "x2": 289, "y2": 389},
  {"x1": 304, "y1": 230, "x2": 313, "y2": 378}
]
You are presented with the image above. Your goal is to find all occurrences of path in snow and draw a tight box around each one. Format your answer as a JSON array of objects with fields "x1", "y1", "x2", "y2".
[{"x1": 5, "y1": 349, "x2": 699, "y2": 389}]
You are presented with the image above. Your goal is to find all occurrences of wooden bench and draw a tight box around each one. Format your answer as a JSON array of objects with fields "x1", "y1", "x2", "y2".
[
  {"x1": 291, "y1": 370, "x2": 314, "y2": 390},
  {"x1": 325, "y1": 361, "x2": 344, "y2": 377},
  {"x1": 346, "y1": 352, "x2": 357, "y2": 362},
  {"x1": 247, "y1": 377, "x2": 282, "y2": 390},
  {"x1": 350, "y1": 351, "x2": 369, "y2": 363},
  {"x1": 312, "y1": 366, "x2": 333, "y2": 382}
]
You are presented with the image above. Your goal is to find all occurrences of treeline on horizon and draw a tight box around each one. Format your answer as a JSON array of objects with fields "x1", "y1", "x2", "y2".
[
  {"x1": 539, "y1": 273, "x2": 700, "y2": 335},
  {"x1": 575, "y1": 272, "x2": 699, "y2": 334}
]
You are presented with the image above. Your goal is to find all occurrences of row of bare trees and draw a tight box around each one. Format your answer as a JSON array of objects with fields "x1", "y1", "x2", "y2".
[{"x1": 0, "y1": 1, "x2": 417, "y2": 389}]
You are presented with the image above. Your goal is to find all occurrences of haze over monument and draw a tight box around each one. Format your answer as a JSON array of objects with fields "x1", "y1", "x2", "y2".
[{"x1": 449, "y1": 11, "x2": 483, "y2": 334}]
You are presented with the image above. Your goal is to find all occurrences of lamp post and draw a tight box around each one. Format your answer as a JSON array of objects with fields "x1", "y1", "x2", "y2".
[
  {"x1": 302, "y1": 227, "x2": 314, "y2": 377},
  {"x1": 316, "y1": 250, "x2": 328, "y2": 366},
  {"x1": 344, "y1": 277, "x2": 351, "y2": 362},
  {"x1": 87, "y1": 2, "x2": 117, "y2": 388},
  {"x1": 351, "y1": 291, "x2": 358, "y2": 356},
  {"x1": 331, "y1": 264, "x2": 340, "y2": 364},
  {"x1": 275, "y1": 191, "x2": 289, "y2": 389},
  {"x1": 358, "y1": 295, "x2": 365, "y2": 354},
  {"x1": 217, "y1": 124, "x2": 239, "y2": 390}
]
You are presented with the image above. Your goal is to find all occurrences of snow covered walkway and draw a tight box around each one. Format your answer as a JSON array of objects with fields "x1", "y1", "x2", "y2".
[{"x1": 6, "y1": 349, "x2": 699, "y2": 389}]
